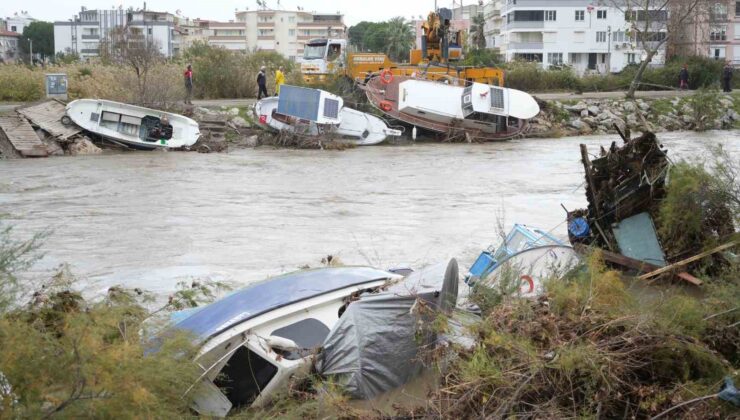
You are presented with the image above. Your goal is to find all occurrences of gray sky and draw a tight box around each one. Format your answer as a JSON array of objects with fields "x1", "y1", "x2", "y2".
[{"x1": 1, "y1": 0, "x2": 452, "y2": 27}]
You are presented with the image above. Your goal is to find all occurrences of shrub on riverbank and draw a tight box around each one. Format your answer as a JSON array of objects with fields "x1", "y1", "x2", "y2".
[
  {"x1": 0, "y1": 66, "x2": 44, "y2": 102},
  {"x1": 0, "y1": 222, "x2": 227, "y2": 418}
]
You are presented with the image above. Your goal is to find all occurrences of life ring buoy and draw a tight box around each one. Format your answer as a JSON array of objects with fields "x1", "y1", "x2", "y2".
[
  {"x1": 520, "y1": 275, "x2": 535, "y2": 294},
  {"x1": 380, "y1": 69, "x2": 394, "y2": 85},
  {"x1": 379, "y1": 101, "x2": 393, "y2": 112}
]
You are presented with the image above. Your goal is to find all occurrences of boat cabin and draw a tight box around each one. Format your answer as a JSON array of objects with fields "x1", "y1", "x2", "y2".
[
  {"x1": 276, "y1": 85, "x2": 343, "y2": 126},
  {"x1": 97, "y1": 111, "x2": 173, "y2": 143}
]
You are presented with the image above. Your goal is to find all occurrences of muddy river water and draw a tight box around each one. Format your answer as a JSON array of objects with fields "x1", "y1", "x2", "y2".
[{"x1": 1, "y1": 131, "x2": 738, "y2": 296}]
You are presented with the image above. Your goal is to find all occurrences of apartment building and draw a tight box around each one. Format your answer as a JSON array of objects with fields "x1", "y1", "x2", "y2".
[
  {"x1": 54, "y1": 7, "x2": 177, "y2": 59},
  {"x1": 0, "y1": 29, "x2": 21, "y2": 63},
  {"x1": 498, "y1": 0, "x2": 664, "y2": 74},
  {"x1": 671, "y1": 1, "x2": 740, "y2": 65},
  {"x1": 236, "y1": 10, "x2": 346, "y2": 61},
  {"x1": 484, "y1": 0, "x2": 504, "y2": 49},
  {"x1": 5, "y1": 11, "x2": 36, "y2": 35}
]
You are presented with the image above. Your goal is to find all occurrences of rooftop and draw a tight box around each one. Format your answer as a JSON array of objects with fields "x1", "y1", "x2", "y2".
[{"x1": 0, "y1": 29, "x2": 20, "y2": 37}]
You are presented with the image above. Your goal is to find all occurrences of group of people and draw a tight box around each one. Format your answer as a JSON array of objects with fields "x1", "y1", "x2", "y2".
[
  {"x1": 678, "y1": 62, "x2": 734, "y2": 93},
  {"x1": 182, "y1": 64, "x2": 286, "y2": 104}
]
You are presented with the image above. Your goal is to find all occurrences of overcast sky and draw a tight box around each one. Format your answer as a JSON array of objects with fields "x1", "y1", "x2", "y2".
[{"x1": 1, "y1": 0, "x2": 457, "y2": 26}]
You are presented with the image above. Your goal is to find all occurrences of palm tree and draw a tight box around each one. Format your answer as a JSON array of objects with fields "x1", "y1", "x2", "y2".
[
  {"x1": 470, "y1": 13, "x2": 487, "y2": 50},
  {"x1": 383, "y1": 17, "x2": 415, "y2": 62}
]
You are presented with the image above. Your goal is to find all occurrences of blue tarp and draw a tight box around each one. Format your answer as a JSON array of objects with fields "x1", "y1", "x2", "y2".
[
  {"x1": 277, "y1": 85, "x2": 321, "y2": 121},
  {"x1": 172, "y1": 267, "x2": 394, "y2": 341}
]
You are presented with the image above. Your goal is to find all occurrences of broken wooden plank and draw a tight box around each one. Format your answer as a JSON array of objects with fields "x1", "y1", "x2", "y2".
[
  {"x1": 16, "y1": 100, "x2": 81, "y2": 141},
  {"x1": 575, "y1": 244, "x2": 703, "y2": 286},
  {"x1": 638, "y1": 241, "x2": 738, "y2": 281},
  {"x1": 0, "y1": 115, "x2": 48, "y2": 157}
]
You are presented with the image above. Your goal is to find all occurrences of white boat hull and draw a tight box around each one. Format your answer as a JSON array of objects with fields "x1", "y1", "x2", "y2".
[
  {"x1": 254, "y1": 97, "x2": 401, "y2": 146},
  {"x1": 66, "y1": 99, "x2": 200, "y2": 150}
]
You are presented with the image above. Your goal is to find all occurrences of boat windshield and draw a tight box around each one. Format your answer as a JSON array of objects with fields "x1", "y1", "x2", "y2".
[
  {"x1": 303, "y1": 43, "x2": 327, "y2": 60},
  {"x1": 214, "y1": 346, "x2": 278, "y2": 408}
]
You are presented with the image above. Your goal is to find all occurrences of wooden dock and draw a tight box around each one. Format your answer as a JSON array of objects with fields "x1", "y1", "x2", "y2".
[
  {"x1": 17, "y1": 100, "x2": 81, "y2": 141},
  {"x1": 0, "y1": 115, "x2": 48, "y2": 158}
]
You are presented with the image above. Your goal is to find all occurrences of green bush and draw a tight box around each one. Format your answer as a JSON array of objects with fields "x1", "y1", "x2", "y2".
[
  {"x1": 183, "y1": 42, "x2": 298, "y2": 99},
  {"x1": 0, "y1": 65, "x2": 44, "y2": 101}
]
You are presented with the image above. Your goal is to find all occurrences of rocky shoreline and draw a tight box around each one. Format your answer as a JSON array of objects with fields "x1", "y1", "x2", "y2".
[{"x1": 528, "y1": 92, "x2": 740, "y2": 138}]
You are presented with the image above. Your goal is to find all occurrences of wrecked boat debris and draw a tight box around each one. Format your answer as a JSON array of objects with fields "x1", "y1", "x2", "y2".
[
  {"x1": 254, "y1": 85, "x2": 402, "y2": 146},
  {"x1": 361, "y1": 74, "x2": 539, "y2": 141},
  {"x1": 465, "y1": 224, "x2": 579, "y2": 297}
]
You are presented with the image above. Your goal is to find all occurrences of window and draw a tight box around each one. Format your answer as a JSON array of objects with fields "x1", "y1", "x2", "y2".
[
  {"x1": 214, "y1": 346, "x2": 278, "y2": 408},
  {"x1": 710, "y1": 25, "x2": 728, "y2": 41},
  {"x1": 627, "y1": 53, "x2": 637, "y2": 64},
  {"x1": 737, "y1": 1, "x2": 740, "y2": 16},
  {"x1": 596, "y1": 31, "x2": 606, "y2": 42},
  {"x1": 712, "y1": 3, "x2": 728, "y2": 20},
  {"x1": 711, "y1": 47, "x2": 726, "y2": 59},
  {"x1": 513, "y1": 53, "x2": 543, "y2": 62},
  {"x1": 10, "y1": 25, "x2": 16, "y2": 32},
  {"x1": 289, "y1": 16, "x2": 295, "y2": 23},
  {"x1": 597, "y1": 10, "x2": 607, "y2": 19},
  {"x1": 289, "y1": 29, "x2": 295, "y2": 36},
  {"x1": 614, "y1": 30, "x2": 625, "y2": 42},
  {"x1": 511, "y1": 10, "x2": 544, "y2": 22},
  {"x1": 547, "y1": 52, "x2": 563, "y2": 66},
  {"x1": 545, "y1": 10, "x2": 556, "y2": 21},
  {"x1": 575, "y1": 10, "x2": 585, "y2": 21},
  {"x1": 147, "y1": 27, "x2": 153, "y2": 35}
]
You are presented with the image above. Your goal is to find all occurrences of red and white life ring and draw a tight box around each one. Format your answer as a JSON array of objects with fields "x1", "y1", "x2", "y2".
[
  {"x1": 520, "y1": 275, "x2": 535, "y2": 294},
  {"x1": 380, "y1": 69, "x2": 394, "y2": 85}
]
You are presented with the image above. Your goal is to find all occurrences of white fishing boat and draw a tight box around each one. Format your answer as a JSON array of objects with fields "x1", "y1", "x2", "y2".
[
  {"x1": 171, "y1": 267, "x2": 403, "y2": 416},
  {"x1": 64, "y1": 99, "x2": 200, "y2": 150},
  {"x1": 363, "y1": 74, "x2": 540, "y2": 141},
  {"x1": 254, "y1": 86, "x2": 402, "y2": 145}
]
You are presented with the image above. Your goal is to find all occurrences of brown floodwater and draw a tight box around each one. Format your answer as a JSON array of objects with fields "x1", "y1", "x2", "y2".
[{"x1": 1, "y1": 131, "x2": 738, "y2": 296}]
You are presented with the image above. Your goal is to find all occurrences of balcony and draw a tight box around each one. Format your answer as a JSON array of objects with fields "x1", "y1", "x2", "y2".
[
  {"x1": 80, "y1": 49, "x2": 99, "y2": 54},
  {"x1": 506, "y1": 21, "x2": 544, "y2": 30},
  {"x1": 257, "y1": 22, "x2": 274, "y2": 28},
  {"x1": 297, "y1": 21, "x2": 343, "y2": 27},
  {"x1": 81, "y1": 34, "x2": 99, "y2": 40},
  {"x1": 257, "y1": 35, "x2": 275, "y2": 40},
  {"x1": 509, "y1": 42, "x2": 544, "y2": 50}
]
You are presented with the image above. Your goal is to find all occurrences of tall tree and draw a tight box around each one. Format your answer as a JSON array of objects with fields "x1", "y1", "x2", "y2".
[
  {"x1": 109, "y1": 27, "x2": 164, "y2": 104},
  {"x1": 20, "y1": 21, "x2": 54, "y2": 62},
  {"x1": 470, "y1": 13, "x2": 487, "y2": 50},
  {"x1": 610, "y1": 0, "x2": 708, "y2": 99},
  {"x1": 383, "y1": 17, "x2": 415, "y2": 62}
]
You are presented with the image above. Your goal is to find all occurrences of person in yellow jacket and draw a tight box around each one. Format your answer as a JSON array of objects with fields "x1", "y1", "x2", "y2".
[{"x1": 274, "y1": 66, "x2": 286, "y2": 95}]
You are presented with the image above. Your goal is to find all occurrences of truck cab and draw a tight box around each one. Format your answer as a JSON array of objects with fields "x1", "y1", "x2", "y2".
[{"x1": 300, "y1": 38, "x2": 347, "y2": 83}]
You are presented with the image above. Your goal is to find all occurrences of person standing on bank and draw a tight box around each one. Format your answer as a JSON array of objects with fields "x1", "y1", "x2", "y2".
[
  {"x1": 723, "y1": 62, "x2": 733, "y2": 93},
  {"x1": 257, "y1": 66, "x2": 268, "y2": 99},
  {"x1": 184, "y1": 64, "x2": 194, "y2": 105},
  {"x1": 679, "y1": 64, "x2": 689, "y2": 90},
  {"x1": 274, "y1": 66, "x2": 285, "y2": 96}
]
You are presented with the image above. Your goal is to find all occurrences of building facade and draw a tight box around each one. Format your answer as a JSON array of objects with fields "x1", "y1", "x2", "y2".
[
  {"x1": 498, "y1": 0, "x2": 665, "y2": 74},
  {"x1": 5, "y1": 11, "x2": 36, "y2": 35},
  {"x1": 671, "y1": 1, "x2": 740, "y2": 65},
  {"x1": 0, "y1": 29, "x2": 21, "y2": 63},
  {"x1": 236, "y1": 10, "x2": 345, "y2": 61},
  {"x1": 54, "y1": 7, "x2": 177, "y2": 59},
  {"x1": 484, "y1": 0, "x2": 504, "y2": 50}
]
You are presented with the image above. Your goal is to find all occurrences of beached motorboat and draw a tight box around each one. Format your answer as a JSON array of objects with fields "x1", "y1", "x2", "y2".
[
  {"x1": 361, "y1": 74, "x2": 540, "y2": 141},
  {"x1": 170, "y1": 267, "x2": 403, "y2": 416},
  {"x1": 465, "y1": 224, "x2": 579, "y2": 297},
  {"x1": 65, "y1": 99, "x2": 200, "y2": 150},
  {"x1": 254, "y1": 85, "x2": 402, "y2": 145}
]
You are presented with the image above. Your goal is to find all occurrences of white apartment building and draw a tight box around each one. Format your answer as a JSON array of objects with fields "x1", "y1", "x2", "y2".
[
  {"x1": 54, "y1": 7, "x2": 177, "y2": 59},
  {"x1": 5, "y1": 11, "x2": 36, "y2": 35},
  {"x1": 484, "y1": 0, "x2": 504, "y2": 49},
  {"x1": 236, "y1": 10, "x2": 345, "y2": 60},
  {"x1": 0, "y1": 29, "x2": 21, "y2": 63},
  {"x1": 499, "y1": 0, "x2": 665, "y2": 74}
]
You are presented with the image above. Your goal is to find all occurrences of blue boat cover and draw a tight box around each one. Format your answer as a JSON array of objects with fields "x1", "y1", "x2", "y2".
[
  {"x1": 277, "y1": 85, "x2": 321, "y2": 121},
  {"x1": 173, "y1": 267, "x2": 394, "y2": 341}
]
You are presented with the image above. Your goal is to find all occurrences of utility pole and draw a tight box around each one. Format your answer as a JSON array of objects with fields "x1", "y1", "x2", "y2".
[{"x1": 29, "y1": 39, "x2": 33, "y2": 65}]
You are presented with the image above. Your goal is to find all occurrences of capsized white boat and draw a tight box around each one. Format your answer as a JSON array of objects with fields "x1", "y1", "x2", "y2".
[
  {"x1": 65, "y1": 99, "x2": 200, "y2": 150},
  {"x1": 170, "y1": 267, "x2": 403, "y2": 416},
  {"x1": 254, "y1": 87, "x2": 402, "y2": 145}
]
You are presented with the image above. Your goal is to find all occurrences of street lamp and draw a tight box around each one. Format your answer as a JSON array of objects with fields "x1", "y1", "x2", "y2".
[{"x1": 607, "y1": 25, "x2": 611, "y2": 74}]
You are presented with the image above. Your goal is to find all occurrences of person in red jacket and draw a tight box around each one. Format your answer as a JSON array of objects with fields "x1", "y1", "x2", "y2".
[{"x1": 184, "y1": 64, "x2": 193, "y2": 105}]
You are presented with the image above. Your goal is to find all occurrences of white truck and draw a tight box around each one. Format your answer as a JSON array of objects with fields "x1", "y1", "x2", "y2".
[{"x1": 300, "y1": 38, "x2": 347, "y2": 83}]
